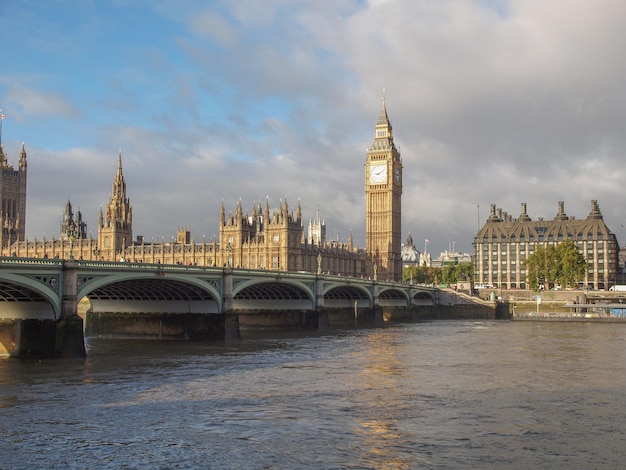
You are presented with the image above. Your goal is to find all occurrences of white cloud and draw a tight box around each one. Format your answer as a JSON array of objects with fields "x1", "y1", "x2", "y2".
[{"x1": 2, "y1": 0, "x2": 625, "y2": 257}]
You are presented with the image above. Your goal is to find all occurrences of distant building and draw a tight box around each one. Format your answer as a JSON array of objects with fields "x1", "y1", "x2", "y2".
[
  {"x1": 400, "y1": 233, "x2": 420, "y2": 267},
  {"x1": 307, "y1": 209, "x2": 326, "y2": 246},
  {"x1": 473, "y1": 201, "x2": 619, "y2": 290},
  {"x1": 439, "y1": 250, "x2": 472, "y2": 266},
  {"x1": 217, "y1": 198, "x2": 364, "y2": 274}
]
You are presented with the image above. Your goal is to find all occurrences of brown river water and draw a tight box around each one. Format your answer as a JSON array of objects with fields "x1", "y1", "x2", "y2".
[{"x1": 2, "y1": 320, "x2": 625, "y2": 469}]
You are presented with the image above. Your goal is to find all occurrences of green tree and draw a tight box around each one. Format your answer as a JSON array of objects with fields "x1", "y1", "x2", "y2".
[
  {"x1": 441, "y1": 262, "x2": 473, "y2": 285},
  {"x1": 554, "y1": 239, "x2": 587, "y2": 288},
  {"x1": 523, "y1": 240, "x2": 586, "y2": 290},
  {"x1": 455, "y1": 262, "x2": 473, "y2": 282},
  {"x1": 402, "y1": 265, "x2": 442, "y2": 285}
]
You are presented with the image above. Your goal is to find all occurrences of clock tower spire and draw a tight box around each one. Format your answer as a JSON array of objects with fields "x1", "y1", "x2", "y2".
[{"x1": 365, "y1": 90, "x2": 402, "y2": 281}]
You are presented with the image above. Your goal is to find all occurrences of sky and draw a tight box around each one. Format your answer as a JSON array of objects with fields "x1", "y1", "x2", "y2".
[{"x1": 1, "y1": 0, "x2": 625, "y2": 257}]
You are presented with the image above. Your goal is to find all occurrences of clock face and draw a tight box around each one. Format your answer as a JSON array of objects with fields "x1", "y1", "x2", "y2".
[
  {"x1": 370, "y1": 164, "x2": 387, "y2": 184},
  {"x1": 394, "y1": 168, "x2": 401, "y2": 182}
]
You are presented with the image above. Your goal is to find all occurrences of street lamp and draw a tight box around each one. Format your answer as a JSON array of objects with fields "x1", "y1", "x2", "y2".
[
  {"x1": 226, "y1": 243, "x2": 232, "y2": 267},
  {"x1": 66, "y1": 221, "x2": 78, "y2": 260}
]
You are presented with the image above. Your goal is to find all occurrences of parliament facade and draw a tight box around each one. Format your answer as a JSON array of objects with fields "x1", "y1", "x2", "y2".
[
  {"x1": 473, "y1": 201, "x2": 619, "y2": 290},
  {"x1": 0, "y1": 143, "x2": 27, "y2": 249},
  {"x1": 1, "y1": 95, "x2": 404, "y2": 281}
]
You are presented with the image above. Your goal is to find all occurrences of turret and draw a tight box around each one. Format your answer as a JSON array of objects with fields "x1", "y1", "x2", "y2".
[{"x1": 19, "y1": 143, "x2": 27, "y2": 170}]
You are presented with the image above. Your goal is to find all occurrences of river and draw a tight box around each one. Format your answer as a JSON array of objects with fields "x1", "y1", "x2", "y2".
[{"x1": 2, "y1": 320, "x2": 625, "y2": 469}]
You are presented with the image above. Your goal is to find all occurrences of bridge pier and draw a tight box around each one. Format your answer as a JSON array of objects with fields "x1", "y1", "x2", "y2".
[
  {"x1": 58, "y1": 261, "x2": 87, "y2": 358},
  {"x1": 224, "y1": 312, "x2": 241, "y2": 340},
  {"x1": 85, "y1": 311, "x2": 237, "y2": 341},
  {"x1": 0, "y1": 315, "x2": 86, "y2": 358},
  {"x1": 0, "y1": 260, "x2": 87, "y2": 358}
]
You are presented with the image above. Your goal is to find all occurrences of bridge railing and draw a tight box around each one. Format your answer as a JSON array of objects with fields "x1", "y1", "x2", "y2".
[
  {"x1": 75, "y1": 259, "x2": 226, "y2": 273},
  {"x1": 0, "y1": 256, "x2": 65, "y2": 268}
]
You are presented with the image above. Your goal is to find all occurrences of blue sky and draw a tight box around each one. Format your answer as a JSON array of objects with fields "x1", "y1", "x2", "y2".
[{"x1": 1, "y1": 0, "x2": 626, "y2": 256}]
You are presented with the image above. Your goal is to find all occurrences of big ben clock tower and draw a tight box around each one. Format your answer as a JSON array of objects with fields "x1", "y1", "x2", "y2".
[{"x1": 365, "y1": 91, "x2": 402, "y2": 281}]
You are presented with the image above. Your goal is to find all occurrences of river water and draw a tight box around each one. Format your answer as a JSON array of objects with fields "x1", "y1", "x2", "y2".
[{"x1": 2, "y1": 320, "x2": 625, "y2": 469}]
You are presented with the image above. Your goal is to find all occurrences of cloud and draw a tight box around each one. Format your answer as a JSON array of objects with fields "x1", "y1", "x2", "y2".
[
  {"x1": 3, "y1": 84, "x2": 79, "y2": 122},
  {"x1": 2, "y1": 0, "x2": 626, "y2": 256}
]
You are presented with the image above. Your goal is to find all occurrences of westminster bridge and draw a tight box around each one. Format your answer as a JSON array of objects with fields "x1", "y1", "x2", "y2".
[{"x1": 0, "y1": 258, "x2": 494, "y2": 358}]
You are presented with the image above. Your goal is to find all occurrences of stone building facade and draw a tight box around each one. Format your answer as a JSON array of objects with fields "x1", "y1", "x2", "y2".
[
  {"x1": 0, "y1": 143, "x2": 27, "y2": 250},
  {"x1": 473, "y1": 201, "x2": 619, "y2": 290},
  {"x1": 217, "y1": 198, "x2": 365, "y2": 275},
  {"x1": 97, "y1": 152, "x2": 133, "y2": 260},
  {"x1": 365, "y1": 92, "x2": 402, "y2": 281}
]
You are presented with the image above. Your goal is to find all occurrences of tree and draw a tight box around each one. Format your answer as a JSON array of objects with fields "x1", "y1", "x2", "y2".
[
  {"x1": 402, "y1": 265, "x2": 442, "y2": 285},
  {"x1": 554, "y1": 239, "x2": 587, "y2": 288},
  {"x1": 441, "y1": 262, "x2": 473, "y2": 285},
  {"x1": 523, "y1": 240, "x2": 586, "y2": 290}
]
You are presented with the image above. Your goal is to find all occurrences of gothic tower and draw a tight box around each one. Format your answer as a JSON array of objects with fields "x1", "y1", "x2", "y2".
[
  {"x1": 98, "y1": 151, "x2": 132, "y2": 260},
  {"x1": 0, "y1": 142, "x2": 27, "y2": 249},
  {"x1": 365, "y1": 91, "x2": 402, "y2": 281},
  {"x1": 60, "y1": 199, "x2": 87, "y2": 240},
  {"x1": 307, "y1": 209, "x2": 326, "y2": 246}
]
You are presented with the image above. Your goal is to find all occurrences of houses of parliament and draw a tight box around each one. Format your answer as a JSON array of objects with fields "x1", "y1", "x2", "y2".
[{"x1": 0, "y1": 96, "x2": 404, "y2": 281}]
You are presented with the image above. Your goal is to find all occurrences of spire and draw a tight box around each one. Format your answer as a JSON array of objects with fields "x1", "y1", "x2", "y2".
[
  {"x1": 64, "y1": 199, "x2": 73, "y2": 223},
  {"x1": 370, "y1": 89, "x2": 396, "y2": 151},
  {"x1": 19, "y1": 142, "x2": 27, "y2": 170},
  {"x1": 376, "y1": 88, "x2": 390, "y2": 127},
  {"x1": 104, "y1": 151, "x2": 131, "y2": 229},
  {"x1": 112, "y1": 150, "x2": 126, "y2": 199}
]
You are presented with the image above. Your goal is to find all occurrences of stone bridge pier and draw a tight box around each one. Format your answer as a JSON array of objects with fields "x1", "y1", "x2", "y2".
[
  {"x1": 0, "y1": 261, "x2": 87, "y2": 358},
  {"x1": 57, "y1": 261, "x2": 87, "y2": 358}
]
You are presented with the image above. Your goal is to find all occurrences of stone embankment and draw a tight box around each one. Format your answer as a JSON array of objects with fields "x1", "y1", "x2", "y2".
[{"x1": 474, "y1": 288, "x2": 626, "y2": 321}]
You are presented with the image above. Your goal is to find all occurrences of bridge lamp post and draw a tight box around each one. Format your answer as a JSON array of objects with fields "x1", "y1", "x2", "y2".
[
  {"x1": 226, "y1": 243, "x2": 232, "y2": 267},
  {"x1": 66, "y1": 221, "x2": 78, "y2": 260}
]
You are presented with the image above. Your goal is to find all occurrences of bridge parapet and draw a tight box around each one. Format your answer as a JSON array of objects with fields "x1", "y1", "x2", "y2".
[
  {"x1": 75, "y1": 259, "x2": 223, "y2": 273},
  {"x1": 0, "y1": 257, "x2": 64, "y2": 268}
]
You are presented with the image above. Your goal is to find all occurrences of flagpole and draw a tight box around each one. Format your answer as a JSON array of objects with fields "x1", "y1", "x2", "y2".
[{"x1": 0, "y1": 109, "x2": 3, "y2": 146}]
